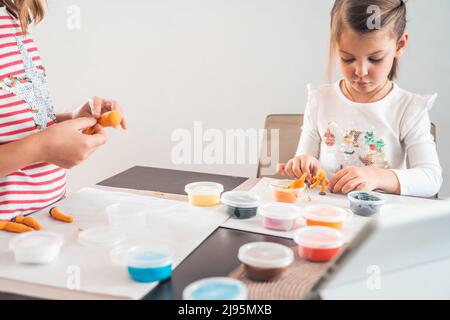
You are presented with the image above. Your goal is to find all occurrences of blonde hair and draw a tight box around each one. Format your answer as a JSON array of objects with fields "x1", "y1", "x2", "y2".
[
  {"x1": 0, "y1": 0, "x2": 45, "y2": 33},
  {"x1": 328, "y1": 0, "x2": 407, "y2": 81}
]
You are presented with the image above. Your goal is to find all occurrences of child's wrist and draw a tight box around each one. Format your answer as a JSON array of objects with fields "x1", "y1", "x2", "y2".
[
  {"x1": 24, "y1": 133, "x2": 46, "y2": 164},
  {"x1": 375, "y1": 168, "x2": 401, "y2": 195}
]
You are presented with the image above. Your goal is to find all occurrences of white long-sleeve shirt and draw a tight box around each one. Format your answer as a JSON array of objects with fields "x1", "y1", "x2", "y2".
[{"x1": 296, "y1": 81, "x2": 442, "y2": 198}]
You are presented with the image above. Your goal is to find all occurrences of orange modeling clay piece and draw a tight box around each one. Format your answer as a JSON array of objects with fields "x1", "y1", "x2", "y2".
[
  {"x1": 0, "y1": 221, "x2": 34, "y2": 233},
  {"x1": 13, "y1": 215, "x2": 42, "y2": 230},
  {"x1": 309, "y1": 169, "x2": 328, "y2": 195},
  {"x1": 49, "y1": 207, "x2": 74, "y2": 223},
  {"x1": 287, "y1": 172, "x2": 309, "y2": 189},
  {"x1": 83, "y1": 111, "x2": 122, "y2": 135}
]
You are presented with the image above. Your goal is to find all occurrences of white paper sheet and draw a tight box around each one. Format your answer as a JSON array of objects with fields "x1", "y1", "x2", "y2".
[
  {"x1": 221, "y1": 177, "x2": 442, "y2": 243},
  {"x1": 0, "y1": 187, "x2": 229, "y2": 300}
]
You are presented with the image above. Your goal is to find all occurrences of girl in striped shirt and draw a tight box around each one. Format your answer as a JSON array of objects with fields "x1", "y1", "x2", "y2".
[{"x1": 0, "y1": 0, "x2": 126, "y2": 219}]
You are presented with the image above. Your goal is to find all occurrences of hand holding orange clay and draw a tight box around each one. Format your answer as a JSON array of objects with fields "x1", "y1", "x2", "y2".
[
  {"x1": 309, "y1": 169, "x2": 328, "y2": 195},
  {"x1": 49, "y1": 207, "x2": 74, "y2": 223},
  {"x1": 82, "y1": 111, "x2": 122, "y2": 135},
  {"x1": 0, "y1": 221, "x2": 34, "y2": 233},
  {"x1": 12, "y1": 215, "x2": 42, "y2": 230}
]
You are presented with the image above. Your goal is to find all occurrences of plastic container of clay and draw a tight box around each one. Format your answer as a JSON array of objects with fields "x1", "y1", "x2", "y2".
[
  {"x1": 294, "y1": 226, "x2": 343, "y2": 262},
  {"x1": 183, "y1": 277, "x2": 247, "y2": 300},
  {"x1": 347, "y1": 191, "x2": 387, "y2": 217},
  {"x1": 9, "y1": 231, "x2": 64, "y2": 264},
  {"x1": 238, "y1": 242, "x2": 293, "y2": 281},
  {"x1": 221, "y1": 191, "x2": 260, "y2": 219},
  {"x1": 302, "y1": 204, "x2": 349, "y2": 229},
  {"x1": 259, "y1": 203, "x2": 302, "y2": 231},
  {"x1": 107, "y1": 203, "x2": 147, "y2": 231},
  {"x1": 110, "y1": 244, "x2": 174, "y2": 283},
  {"x1": 185, "y1": 182, "x2": 224, "y2": 206},
  {"x1": 270, "y1": 180, "x2": 305, "y2": 203}
]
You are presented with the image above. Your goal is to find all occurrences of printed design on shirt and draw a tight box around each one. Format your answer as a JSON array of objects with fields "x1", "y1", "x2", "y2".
[
  {"x1": 342, "y1": 129, "x2": 363, "y2": 154},
  {"x1": 0, "y1": 37, "x2": 55, "y2": 130},
  {"x1": 322, "y1": 121, "x2": 390, "y2": 170},
  {"x1": 359, "y1": 131, "x2": 389, "y2": 168},
  {"x1": 322, "y1": 128, "x2": 336, "y2": 147}
]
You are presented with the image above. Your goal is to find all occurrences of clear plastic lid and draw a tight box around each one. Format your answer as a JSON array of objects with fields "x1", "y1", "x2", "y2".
[
  {"x1": 303, "y1": 204, "x2": 348, "y2": 223},
  {"x1": 183, "y1": 277, "x2": 247, "y2": 300},
  {"x1": 294, "y1": 226, "x2": 343, "y2": 249},
  {"x1": 110, "y1": 244, "x2": 174, "y2": 268},
  {"x1": 106, "y1": 203, "x2": 148, "y2": 231},
  {"x1": 348, "y1": 191, "x2": 387, "y2": 205},
  {"x1": 184, "y1": 182, "x2": 224, "y2": 195},
  {"x1": 78, "y1": 227, "x2": 126, "y2": 247},
  {"x1": 221, "y1": 191, "x2": 260, "y2": 208},
  {"x1": 9, "y1": 231, "x2": 64, "y2": 252},
  {"x1": 238, "y1": 242, "x2": 294, "y2": 269},
  {"x1": 260, "y1": 203, "x2": 302, "y2": 220}
]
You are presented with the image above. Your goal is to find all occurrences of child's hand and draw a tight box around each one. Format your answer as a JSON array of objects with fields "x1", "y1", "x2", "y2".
[
  {"x1": 277, "y1": 155, "x2": 321, "y2": 178},
  {"x1": 71, "y1": 97, "x2": 127, "y2": 129},
  {"x1": 36, "y1": 117, "x2": 107, "y2": 169},
  {"x1": 327, "y1": 166, "x2": 380, "y2": 194}
]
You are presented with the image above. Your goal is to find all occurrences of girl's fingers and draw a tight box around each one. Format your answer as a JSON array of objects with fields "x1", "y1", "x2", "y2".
[
  {"x1": 103, "y1": 100, "x2": 122, "y2": 112},
  {"x1": 120, "y1": 117, "x2": 127, "y2": 129},
  {"x1": 332, "y1": 171, "x2": 353, "y2": 193},
  {"x1": 89, "y1": 97, "x2": 103, "y2": 119},
  {"x1": 85, "y1": 124, "x2": 107, "y2": 147},
  {"x1": 292, "y1": 157, "x2": 303, "y2": 178},
  {"x1": 355, "y1": 183, "x2": 368, "y2": 191},
  {"x1": 72, "y1": 117, "x2": 98, "y2": 131},
  {"x1": 341, "y1": 178, "x2": 364, "y2": 194},
  {"x1": 284, "y1": 160, "x2": 295, "y2": 178},
  {"x1": 91, "y1": 123, "x2": 105, "y2": 135},
  {"x1": 311, "y1": 163, "x2": 320, "y2": 177},
  {"x1": 328, "y1": 168, "x2": 347, "y2": 190},
  {"x1": 102, "y1": 100, "x2": 115, "y2": 112},
  {"x1": 300, "y1": 158, "x2": 311, "y2": 177},
  {"x1": 101, "y1": 100, "x2": 112, "y2": 112}
]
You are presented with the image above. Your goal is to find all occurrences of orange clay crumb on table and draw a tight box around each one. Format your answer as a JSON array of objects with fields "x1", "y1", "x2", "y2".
[
  {"x1": 49, "y1": 207, "x2": 74, "y2": 223},
  {"x1": 83, "y1": 111, "x2": 122, "y2": 135}
]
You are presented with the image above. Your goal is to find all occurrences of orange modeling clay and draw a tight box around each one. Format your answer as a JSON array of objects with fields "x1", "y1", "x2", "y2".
[
  {"x1": 309, "y1": 169, "x2": 328, "y2": 195},
  {"x1": 287, "y1": 172, "x2": 309, "y2": 189},
  {"x1": 83, "y1": 111, "x2": 122, "y2": 135},
  {"x1": 13, "y1": 215, "x2": 42, "y2": 230},
  {"x1": 0, "y1": 221, "x2": 34, "y2": 233},
  {"x1": 49, "y1": 207, "x2": 74, "y2": 223}
]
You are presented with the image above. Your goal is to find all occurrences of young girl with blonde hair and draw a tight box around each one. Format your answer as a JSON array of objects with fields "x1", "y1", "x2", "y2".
[{"x1": 278, "y1": 0, "x2": 442, "y2": 198}]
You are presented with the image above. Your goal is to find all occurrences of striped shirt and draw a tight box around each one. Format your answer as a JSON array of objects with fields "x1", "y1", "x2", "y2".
[{"x1": 0, "y1": 6, "x2": 65, "y2": 219}]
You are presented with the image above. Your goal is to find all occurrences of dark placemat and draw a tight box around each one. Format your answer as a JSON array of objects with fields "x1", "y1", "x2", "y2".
[{"x1": 98, "y1": 166, "x2": 248, "y2": 195}]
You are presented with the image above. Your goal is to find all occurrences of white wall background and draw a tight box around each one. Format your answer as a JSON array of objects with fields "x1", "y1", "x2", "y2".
[{"x1": 31, "y1": 0, "x2": 450, "y2": 197}]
